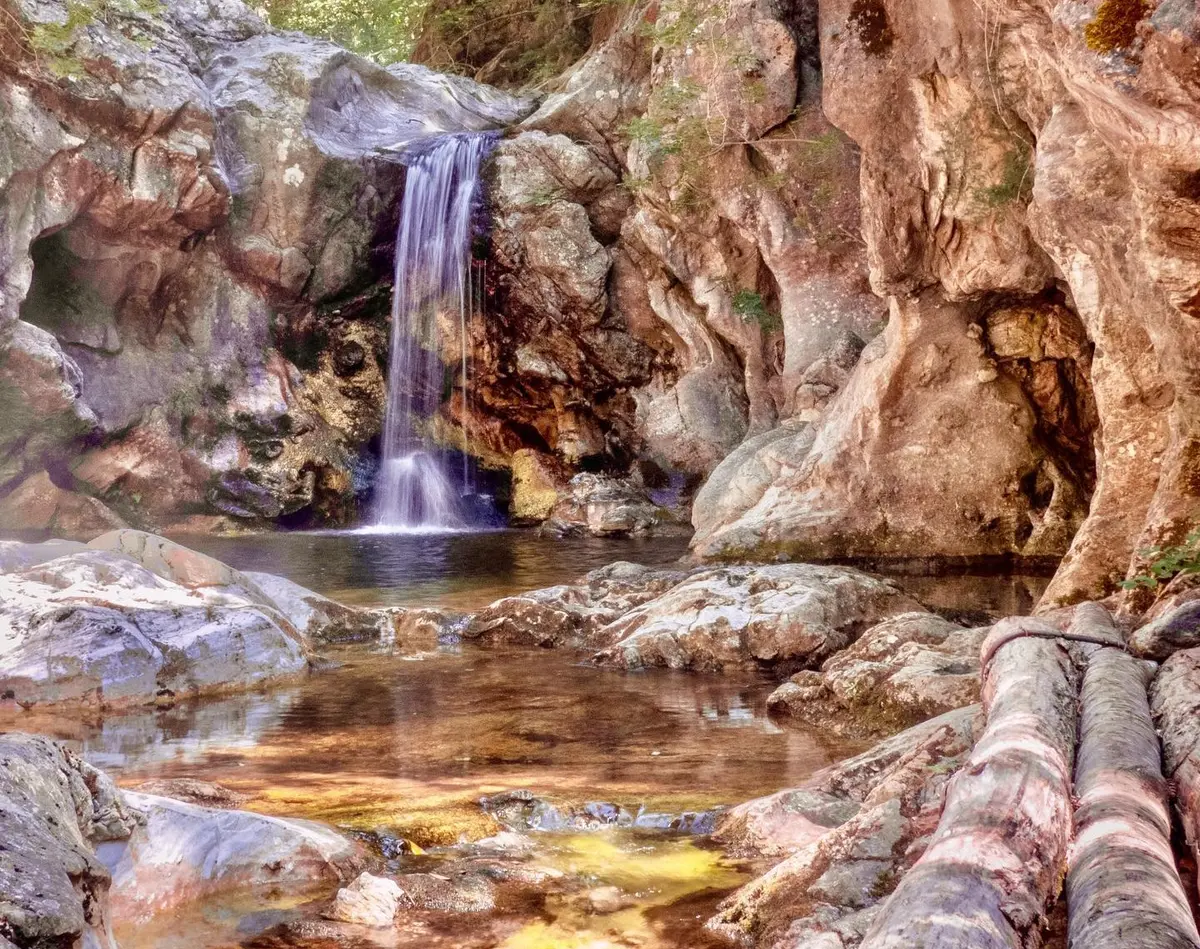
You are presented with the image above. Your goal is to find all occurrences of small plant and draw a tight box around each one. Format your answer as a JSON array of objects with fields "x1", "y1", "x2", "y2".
[
  {"x1": 732, "y1": 289, "x2": 782, "y2": 332},
  {"x1": 1121, "y1": 528, "x2": 1200, "y2": 591},
  {"x1": 974, "y1": 143, "x2": 1032, "y2": 209},
  {"x1": 525, "y1": 185, "x2": 562, "y2": 208}
]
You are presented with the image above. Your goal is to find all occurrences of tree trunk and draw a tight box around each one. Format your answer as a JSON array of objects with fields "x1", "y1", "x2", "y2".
[
  {"x1": 859, "y1": 619, "x2": 1079, "y2": 948},
  {"x1": 1067, "y1": 642, "x2": 1199, "y2": 948},
  {"x1": 1151, "y1": 647, "x2": 1200, "y2": 910}
]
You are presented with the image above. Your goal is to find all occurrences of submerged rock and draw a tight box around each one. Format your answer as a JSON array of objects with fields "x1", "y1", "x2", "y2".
[
  {"x1": 480, "y1": 789, "x2": 720, "y2": 835},
  {"x1": 109, "y1": 792, "x2": 368, "y2": 922},
  {"x1": 323, "y1": 872, "x2": 405, "y2": 927},
  {"x1": 767, "y1": 613, "x2": 987, "y2": 736}
]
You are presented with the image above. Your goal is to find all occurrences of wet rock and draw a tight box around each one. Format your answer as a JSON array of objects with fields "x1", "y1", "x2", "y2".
[
  {"x1": 0, "y1": 538, "x2": 89, "y2": 573},
  {"x1": 464, "y1": 562, "x2": 687, "y2": 649},
  {"x1": 109, "y1": 791, "x2": 368, "y2": 922},
  {"x1": 584, "y1": 885, "x2": 635, "y2": 914},
  {"x1": 0, "y1": 733, "x2": 136, "y2": 949},
  {"x1": 593, "y1": 565, "x2": 925, "y2": 672},
  {"x1": 766, "y1": 613, "x2": 987, "y2": 736},
  {"x1": 244, "y1": 570, "x2": 392, "y2": 644},
  {"x1": 394, "y1": 871, "x2": 496, "y2": 912},
  {"x1": 715, "y1": 707, "x2": 979, "y2": 859},
  {"x1": 708, "y1": 707, "x2": 978, "y2": 946},
  {"x1": 323, "y1": 872, "x2": 404, "y2": 927},
  {"x1": 479, "y1": 790, "x2": 720, "y2": 835}
]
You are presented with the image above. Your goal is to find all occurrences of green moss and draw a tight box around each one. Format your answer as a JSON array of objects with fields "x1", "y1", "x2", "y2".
[
  {"x1": 973, "y1": 142, "x2": 1032, "y2": 209},
  {"x1": 1084, "y1": 0, "x2": 1147, "y2": 52}
]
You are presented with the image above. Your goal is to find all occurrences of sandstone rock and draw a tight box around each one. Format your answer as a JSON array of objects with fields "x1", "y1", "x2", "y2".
[
  {"x1": 0, "y1": 471, "x2": 127, "y2": 538},
  {"x1": 323, "y1": 872, "x2": 405, "y2": 927},
  {"x1": 108, "y1": 791, "x2": 368, "y2": 922},
  {"x1": 0, "y1": 551, "x2": 311, "y2": 707},
  {"x1": 767, "y1": 614, "x2": 987, "y2": 736},
  {"x1": 0, "y1": 533, "x2": 391, "y2": 707},
  {"x1": 0, "y1": 733, "x2": 136, "y2": 949},
  {"x1": 243, "y1": 570, "x2": 391, "y2": 644},
  {"x1": 464, "y1": 562, "x2": 688, "y2": 649},
  {"x1": 593, "y1": 565, "x2": 925, "y2": 672},
  {"x1": 393, "y1": 871, "x2": 495, "y2": 913}
]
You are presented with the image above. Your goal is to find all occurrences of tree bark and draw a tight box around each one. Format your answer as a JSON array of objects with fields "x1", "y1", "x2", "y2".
[
  {"x1": 859, "y1": 619, "x2": 1079, "y2": 948},
  {"x1": 1067, "y1": 641, "x2": 1199, "y2": 948},
  {"x1": 1151, "y1": 646, "x2": 1200, "y2": 910}
]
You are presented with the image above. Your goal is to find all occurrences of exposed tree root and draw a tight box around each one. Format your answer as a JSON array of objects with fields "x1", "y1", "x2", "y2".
[
  {"x1": 1067, "y1": 643, "x2": 1199, "y2": 948},
  {"x1": 859, "y1": 620, "x2": 1079, "y2": 948}
]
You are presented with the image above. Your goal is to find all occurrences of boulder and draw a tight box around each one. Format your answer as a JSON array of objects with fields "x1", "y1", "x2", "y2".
[
  {"x1": 767, "y1": 613, "x2": 988, "y2": 736},
  {"x1": 108, "y1": 791, "x2": 368, "y2": 922},
  {"x1": 0, "y1": 733, "x2": 136, "y2": 949},
  {"x1": 0, "y1": 549, "x2": 310, "y2": 707},
  {"x1": 592, "y1": 565, "x2": 925, "y2": 672},
  {"x1": 0, "y1": 532, "x2": 391, "y2": 707}
]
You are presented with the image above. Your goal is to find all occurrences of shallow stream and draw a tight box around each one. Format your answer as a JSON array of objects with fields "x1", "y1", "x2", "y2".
[{"x1": 4, "y1": 529, "x2": 1052, "y2": 948}]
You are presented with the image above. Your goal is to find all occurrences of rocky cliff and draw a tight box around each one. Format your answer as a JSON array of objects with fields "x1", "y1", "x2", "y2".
[
  {"x1": 3, "y1": 0, "x2": 1198, "y2": 606},
  {"x1": 427, "y1": 0, "x2": 1200, "y2": 606}
]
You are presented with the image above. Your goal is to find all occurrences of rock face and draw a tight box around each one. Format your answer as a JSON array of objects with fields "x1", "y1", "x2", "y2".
[
  {"x1": 767, "y1": 613, "x2": 988, "y2": 736},
  {"x1": 0, "y1": 0, "x2": 531, "y2": 533},
  {"x1": 466, "y1": 562, "x2": 923, "y2": 672},
  {"x1": 0, "y1": 530, "x2": 390, "y2": 706},
  {"x1": 0, "y1": 732, "x2": 136, "y2": 949},
  {"x1": 426, "y1": 0, "x2": 1200, "y2": 600}
]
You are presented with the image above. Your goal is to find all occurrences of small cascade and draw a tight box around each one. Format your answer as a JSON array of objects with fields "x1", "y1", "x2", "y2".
[{"x1": 373, "y1": 132, "x2": 495, "y2": 531}]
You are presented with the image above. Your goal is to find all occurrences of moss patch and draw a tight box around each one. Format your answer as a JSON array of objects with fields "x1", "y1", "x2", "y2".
[{"x1": 1084, "y1": 0, "x2": 1147, "y2": 52}]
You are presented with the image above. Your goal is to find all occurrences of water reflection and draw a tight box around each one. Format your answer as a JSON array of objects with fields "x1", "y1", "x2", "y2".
[
  {"x1": 168, "y1": 530, "x2": 693, "y2": 611},
  {"x1": 12, "y1": 647, "x2": 857, "y2": 843}
]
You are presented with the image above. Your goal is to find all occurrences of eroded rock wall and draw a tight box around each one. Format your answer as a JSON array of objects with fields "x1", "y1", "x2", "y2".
[{"x1": 0, "y1": 0, "x2": 531, "y2": 534}]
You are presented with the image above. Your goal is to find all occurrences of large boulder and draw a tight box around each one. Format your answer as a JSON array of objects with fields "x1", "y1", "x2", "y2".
[
  {"x1": 592, "y1": 565, "x2": 925, "y2": 672},
  {"x1": 466, "y1": 561, "x2": 923, "y2": 672},
  {"x1": 108, "y1": 791, "x2": 368, "y2": 922},
  {"x1": 0, "y1": 733, "x2": 137, "y2": 949}
]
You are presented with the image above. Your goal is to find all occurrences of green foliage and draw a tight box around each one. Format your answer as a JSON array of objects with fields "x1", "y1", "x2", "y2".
[
  {"x1": 27, "y1": 0, "x2": 162, "y2": 76},
  {"x1": 732, "y1": 289, "x2": 781, "y2": 333},
  {"x1": 1121, "y1": 528, "x2": 1200, "y2": 591},
  {"x1": 974, "y1": 142, "x2": 1032, "y2": 209},
  {"x1": 525, "y1": 185, "x2": 562, "y2": 207},
  {"x1": 265, "y1": 0, "x2": 429, "y2": 63}
]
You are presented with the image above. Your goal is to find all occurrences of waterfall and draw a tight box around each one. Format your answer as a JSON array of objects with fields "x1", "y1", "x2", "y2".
[{"x1": 373, "y1": 131, "x2": 495, "y2": 531}]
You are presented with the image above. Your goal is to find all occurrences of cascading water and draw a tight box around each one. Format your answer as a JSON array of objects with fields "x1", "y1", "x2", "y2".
[{"x1": 373, "y1": 132, "x2": 495, "y2": 531}]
